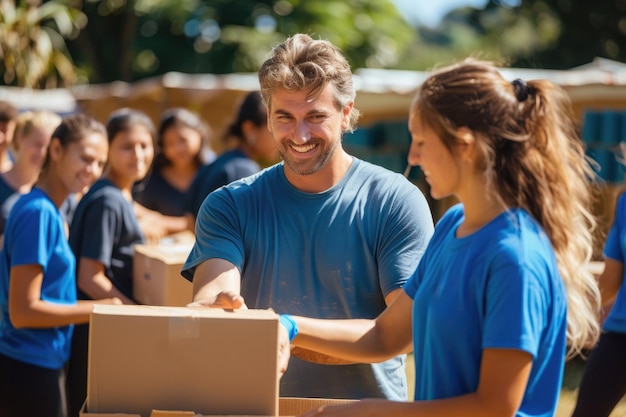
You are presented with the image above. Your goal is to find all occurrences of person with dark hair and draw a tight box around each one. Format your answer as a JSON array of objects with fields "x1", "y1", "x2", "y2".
[
  {"x1": 277, "y1": 58, "x2": 601, "y2": 417},
  {"x1": 133, "y1": 107, "x2": 214, "y2": 234},
  {"x1": 66, "y1": 108, "x2": 155, "y2": 417},
  {"x1": 182, "y1": 34, "x2": 434, "y2": 400},
  {"x1": 0, "y1": 113, "x2": 118, "y2": 417},
  {"x1": 184, "y1": 91, "x2": 279, "y2": 225},
  {"x1": 0, "y1": 100, "x2": 18, "y2": 173}
]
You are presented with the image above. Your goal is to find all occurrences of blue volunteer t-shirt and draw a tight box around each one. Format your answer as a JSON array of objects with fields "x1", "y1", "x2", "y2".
[
  {"x1": 0, "y1": 188, "x2": 77, "y2": 370},
  {"x1": 602, "y1": 192, "x2": 626, "y2": 333},
  {"x1": 404, "y1": 204, "x2": 566, "y2": 417},
  {"x1": 183, "y1": 158, "x2": 434, "y2": 400}
]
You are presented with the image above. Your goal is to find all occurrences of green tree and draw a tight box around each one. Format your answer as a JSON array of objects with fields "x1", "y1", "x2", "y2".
[
  {"x1": 402, "y1": 0, "x2": 626, "y2": 71},
  {"x1": 396, "y1": 2, "x2": 561, "y2": 71},
  {"x1": 509, "y1": 0, "x2": 626, "y2": 68},
  {"x1": 0, "y1": 0, "x2": 86, "y2": 88},
  {"x1": 67, "y1": 0, "x2": 414, "y2": 83}
]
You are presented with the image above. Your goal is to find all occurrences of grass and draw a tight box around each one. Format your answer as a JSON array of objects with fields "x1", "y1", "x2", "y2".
[
  {"x1": 556, "y1": 356, "x2": 626, "y2": 417},
  {"x1": 405, "y1": 354, "x2": 626, "y2": 416}
]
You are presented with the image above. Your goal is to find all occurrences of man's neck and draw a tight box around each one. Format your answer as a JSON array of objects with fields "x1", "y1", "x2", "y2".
[{"x1": 284, "y1": 151, "x2": 353, "y2": 193}]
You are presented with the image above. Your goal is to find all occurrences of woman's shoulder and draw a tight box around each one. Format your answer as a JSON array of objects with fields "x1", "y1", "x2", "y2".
[
  {"x1": 78, "y1": 180, "x2": 129, "y2": 213},
  {"x1": 437, "y1": 203, "x2": 464, "y2": 226},
  {"x1": 9, "y1": 189, "x2": 57, "y2": 221}
]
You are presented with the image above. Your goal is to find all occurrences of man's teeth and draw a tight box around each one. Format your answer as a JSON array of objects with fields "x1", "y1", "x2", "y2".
[{"x1": 291, "y1": 143, "x2": 316, "y2": 153}]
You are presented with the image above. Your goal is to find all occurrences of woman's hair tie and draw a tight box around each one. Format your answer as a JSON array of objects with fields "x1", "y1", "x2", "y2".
[{"x1": 511, "y1": 78, "x2": 530, "y2": 102}]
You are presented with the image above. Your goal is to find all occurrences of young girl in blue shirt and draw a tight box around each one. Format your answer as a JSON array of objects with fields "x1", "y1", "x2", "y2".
[
  {"x1": 0, "y1": 114, "x2": 118, "y2": 417},
  {"x1": 278, "y1": 59, "x2": 601, "y2": 417},
  {"x1": 65, "y1": 108, "x2": 155, "y2": 417}
]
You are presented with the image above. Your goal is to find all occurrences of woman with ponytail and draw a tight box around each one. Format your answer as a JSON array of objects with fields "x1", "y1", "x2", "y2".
[{"x1": 278, "y1": 58, "x2": 600, "y2": 417}]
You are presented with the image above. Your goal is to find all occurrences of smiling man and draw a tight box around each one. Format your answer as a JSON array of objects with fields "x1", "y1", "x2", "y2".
[{"x1": 181, "y1": 33, "x2": 434, "y2": 400}]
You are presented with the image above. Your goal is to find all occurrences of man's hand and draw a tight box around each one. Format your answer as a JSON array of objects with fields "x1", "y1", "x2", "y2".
[
  {"x1": 187, "y1": 290, "x2": 247, "y2": 309},
  {"x1": 278, "y1": 322, "x2": 291, "y2": 379}
]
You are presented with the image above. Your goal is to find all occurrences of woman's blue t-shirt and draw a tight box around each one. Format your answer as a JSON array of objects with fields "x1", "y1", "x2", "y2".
[
  {"x1": 404, "y1": 204, "x2": 566, "y2": 417},
  {"x1": 0, "y1": 188, "x2": 76, "y2": 370},
  {"x1": 601, "y1": 192, "x2": 626, "y2": 333}
]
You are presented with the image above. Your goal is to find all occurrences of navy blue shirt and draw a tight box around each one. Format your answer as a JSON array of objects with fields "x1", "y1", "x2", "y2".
[
  {"x1": 184, "y1": 149, "x2": 260, "y2": 218},
  {"x1": 133, "y1": 169, "x2": 196, "y2": 217},
  {"x1": 69, "y1": 179, "x2": 144, "y2": 301},
  {"x1": 0, "y1": 175, "x2": 23, "y2": 235}
]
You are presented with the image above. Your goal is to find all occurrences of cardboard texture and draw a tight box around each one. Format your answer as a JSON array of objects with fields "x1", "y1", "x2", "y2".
[
  {"x1": 80, "y1": 397, "x2": 356, "y2": 417},
  {"x1": 87, "y1": 305, "x2": 280, "y2": 417},
  {"x1": 133, "y1": 232, "x2": 195, "y2": 306}
]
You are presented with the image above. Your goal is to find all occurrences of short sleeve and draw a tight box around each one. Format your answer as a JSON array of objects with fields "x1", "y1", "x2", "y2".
[
  {"x1": 7, "y1": 201, "x2": 62, "y2": 269},
  {"x1": 73, "y1": 197, "x2": 119, "y2": 268},
  {"x1": 376, "y1": 181, "x2": 434, "y2": 296},
  {"x1": 181, "y1": 188, "x2": 245, "y2": 281},
  {"x1": 482, "y1": 256, "x2": 548, "y2": 357}
]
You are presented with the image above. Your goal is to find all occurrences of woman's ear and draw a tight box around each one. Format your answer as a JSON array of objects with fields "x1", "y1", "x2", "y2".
[
  {"x1": 47, "y1": 137, "x2": 63, "y2": 162},
  {"x1": 241, "y1": 120, "x2": 257, "y2": 146},
  {"x1": 456, "y1": 127, "x2": 476, "y2": 162}
]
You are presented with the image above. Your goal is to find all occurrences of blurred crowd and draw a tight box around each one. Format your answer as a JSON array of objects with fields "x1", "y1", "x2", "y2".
[{"x1": 0, "y1": 93, "x2": 281, "y2": 417}]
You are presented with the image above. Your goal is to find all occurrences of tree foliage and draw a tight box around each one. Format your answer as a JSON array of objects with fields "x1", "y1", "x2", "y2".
[
  {"x1": 5, "y1": 0, "x2": 622, "y2": 88},
  {"x1": 66, "y1": 0, "x2": 414, "y2": 83},
  {"x1": 398, "y1": 0, "x2": 626, "y2": 71},
  {"x1": 508, "y1": 0, "x2": 626, "y2": 68},
  {"x1": 0, "y1": 0, "x2": 85, "y2": 88}
]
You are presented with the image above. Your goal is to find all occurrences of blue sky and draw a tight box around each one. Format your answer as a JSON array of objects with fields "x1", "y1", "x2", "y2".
[{"x1": 389, "y1": 0, "x2": 488, "y2": 27}]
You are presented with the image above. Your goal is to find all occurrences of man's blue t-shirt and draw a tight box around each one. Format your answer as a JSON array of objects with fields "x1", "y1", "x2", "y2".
[
  {"x1": 0, "y1": 188, "x2": 76, "y2": 370},
  {"x1": 601, "y1": 192, "x2": 626, "y2": 333},
  {"x1": 183, "y1": 158, "x2": 434, "y2": 400},
  {"x1": 404, "y1": 204, "x2": 566, "y2": 417}
]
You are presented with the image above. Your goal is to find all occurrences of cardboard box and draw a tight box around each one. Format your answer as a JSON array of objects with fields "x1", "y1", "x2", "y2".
[
  {"x1": 80, "y1": 397, "x2": 355, "y2": 417},
  {"x1": 87, "y1": 305, "x2": 280, "y2": 417},
  {"x1": 133, "y1": 232, "x2": 195, "y2": 306},
  {"x1": 80, "y1": 397, "x2": 356, "y2": 417}
]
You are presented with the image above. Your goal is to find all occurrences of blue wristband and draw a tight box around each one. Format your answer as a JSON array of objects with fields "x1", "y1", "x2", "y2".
[{"x1": 279, "y1": 314, "x2": 299, "y2": 342}]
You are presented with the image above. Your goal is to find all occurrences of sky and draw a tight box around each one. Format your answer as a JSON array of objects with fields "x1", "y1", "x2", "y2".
[{"x1": 389, "y1": 0, "x2": 488, "y2": 27}]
